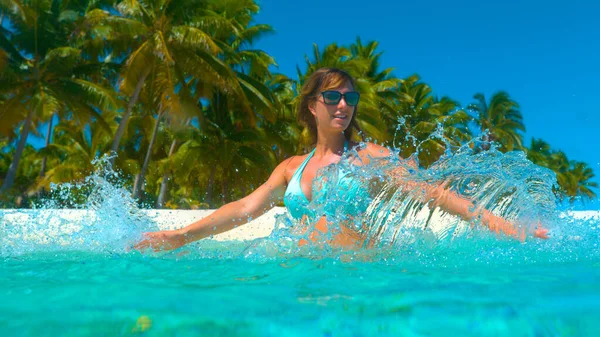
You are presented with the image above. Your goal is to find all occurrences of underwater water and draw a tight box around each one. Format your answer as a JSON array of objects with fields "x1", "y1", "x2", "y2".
[{"x1": 1, "y1": 145, "x2": 599, "y2": 336}]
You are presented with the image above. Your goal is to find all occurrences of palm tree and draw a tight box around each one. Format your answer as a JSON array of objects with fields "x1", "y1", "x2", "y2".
[
  {"x1": 389, "y1": 75, "x2": 472, "y2": 166},
  {"x1": 0, "y1": 0, "x2": 116, "y2": 192},
  {"x1": 527, "y1": 138, "x2": 598, "y2": 201},
  {"x1": 86, "y1": 0, "x2": 274, "y2": 199},
  {"x1": 467, "y1": 91, "x2": 525, "y2": 152},
  {"x1": 526, "y1": 138, "x2": 552, "y2": 167},
  {"x1": 0, "y1": 144, "x2": 41, "y2": 206},
  {"x1": 84, "y1": 0, "x2": 256, "y2": 167},
  {"x1": 348, "y1": 38, "x2": 403, "y2": 143},
  {"x1": 34, "y1": 116, "x2": 115, "y2": 191},
  {"x1": 146, "y1": 2, "x2": 278, "y2": 205},
  {"x1": 0, "y1": 135, "x2": 12, "y2": 188},
  {"x1": 550, "y1": 152, "x2": 598, "y2": 202},
  {"x1": 165, "y1": 111, "x2": 276, "y2": 208},
  {"x1": 39, "y1": 113, "x2": 56, "y2": 181},
  {"x1": 261, "y1": 73, "x2": 303, "y2": 160},
  {"x1": 567, "y1": 162, "x2": 598, "y2": 201},
  {"x1": 155, "y1": 125, "x2": 183, "y2": 207}
]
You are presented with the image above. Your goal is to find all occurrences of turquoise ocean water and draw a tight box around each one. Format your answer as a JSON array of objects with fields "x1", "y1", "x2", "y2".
[
  {"x1": 2, "y1": 250, "x2": 599, "y2": 336},
  {"x1": 1, "y1": 146, "x2": 599, "y2": 336}
]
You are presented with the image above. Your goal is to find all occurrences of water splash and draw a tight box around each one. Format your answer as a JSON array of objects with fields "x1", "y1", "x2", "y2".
[
  {"x1": 0, "y1": 156, "x2": 154, "y2": 257},
  {"x1": 1, "y1": 131, "x2": 598, "y2": 266},
  {"x1": 366, "y1": 147, "x2": 557, "y2": 242},
  {"x1": 241, "y1": 125, "x2": 599, "y2": 266}
]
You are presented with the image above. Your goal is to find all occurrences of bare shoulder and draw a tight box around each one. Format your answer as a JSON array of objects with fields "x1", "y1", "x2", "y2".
[
  {"x1": 281, "y1": 153, "x2": 310, "y2": 171},
  {"x1": 361, "y1": 142, "x2": 418, "y2": 170},
  {"x1": 363, "y1": 142, "x2": 393, "y2": 158},
  {"x1": 354, "y1": 142, "x2": 416, "y2": 167},
  {"x1": 348, "y1": 142, "x2": 392, "y2": 166},
  {"x1": 272, "y1": 153, "x2": 311, "y2": 183}
]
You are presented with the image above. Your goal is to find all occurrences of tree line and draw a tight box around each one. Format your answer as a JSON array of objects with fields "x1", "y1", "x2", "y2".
[{"x1": 0, "y1": 0, "x2": 596, "y2": 208}]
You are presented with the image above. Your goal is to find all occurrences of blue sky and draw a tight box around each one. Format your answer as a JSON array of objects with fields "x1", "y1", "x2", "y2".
[{"x1": 254, "y1": 0, "x2": 600, "y2": 209}]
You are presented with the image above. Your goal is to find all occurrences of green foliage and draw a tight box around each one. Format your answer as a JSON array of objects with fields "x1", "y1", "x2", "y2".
[
  {"x1": 0, "y1": 0, "x2": 596, "y2": 207},
  {"x1": 527, "y1": 138, "x2": 597, "y2": 201},
  {"x1": 468, "y1": 92, "x2": 525, "y2": 152}
]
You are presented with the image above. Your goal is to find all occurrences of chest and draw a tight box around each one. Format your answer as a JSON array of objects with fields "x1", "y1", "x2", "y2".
[
  {"x1": 285, "y1": 147, "x2": 372, "y2": 202},
  {"x1": 295, "y1": 157, "x2": 341, "y2": 201}
]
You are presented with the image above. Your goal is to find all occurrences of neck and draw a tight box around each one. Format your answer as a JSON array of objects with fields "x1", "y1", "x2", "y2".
[{"x1": 314, "y1": 131, "x2": 346, "y2": 158}]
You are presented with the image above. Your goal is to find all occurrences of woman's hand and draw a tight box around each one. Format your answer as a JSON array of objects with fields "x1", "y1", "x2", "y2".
[
  {"x1": 482, "y1": 213, "x2": 526, "y2": 241},
  {"x1": 533, "y1": 224, "x2": 549, "y2": 240},
  {"x1": 133, "y1": 229, "x2": 187, "y2": 252},
  {"x1": 482, "y1": 212, "x2": 550, "y2": 241}
]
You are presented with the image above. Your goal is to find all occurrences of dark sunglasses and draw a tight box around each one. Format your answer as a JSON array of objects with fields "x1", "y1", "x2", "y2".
[{"x1": 320, "y1": 90, "x2": 360, "y2": 106}]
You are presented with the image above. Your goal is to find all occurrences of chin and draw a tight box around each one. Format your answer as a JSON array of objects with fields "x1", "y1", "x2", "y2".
[{"x1": 331, "y1": 125, "x2": 348, "y2": 132}]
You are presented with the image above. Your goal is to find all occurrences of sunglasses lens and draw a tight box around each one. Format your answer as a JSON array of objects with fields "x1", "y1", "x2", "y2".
[
  {"x1": 344, "y1": 92, "x2": 360, "y2": 106},
  {"x1": 322, "y1": 91, "x2": 342, "y2": 105}
]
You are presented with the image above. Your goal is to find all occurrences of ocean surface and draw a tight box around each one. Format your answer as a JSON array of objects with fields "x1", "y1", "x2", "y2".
[{"x1": 1, "y1": 242, "x2": 599, "y2": 337}]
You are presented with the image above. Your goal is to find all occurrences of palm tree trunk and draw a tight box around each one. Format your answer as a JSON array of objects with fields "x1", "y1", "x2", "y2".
[
  {"x1": 133, "y1": 111, "x2": 163, "y2": 200},
  {"x1": 206, "y1": 165, "x2": 216, "y2": 207},
  {"x1": 480, "y1": 128, "x2": 491, "y2": 151},
  {"x1": 110, "y1": 68, "x2": 151, "y2": 165},
  {"x1": 1, "y1": 109, "x2": 35, "y2": 192},
  {"x1": 156, "y1": 138, "x2": 178, "y2": 208},
  {"x1": 132, "y1": 173, "x2": 141, "y2": 195},
  {"x1": 40, "y1": 114, "x2": 55, "y2": 179},
  {"x1": 222, "y1": 178, "x2": 229, "y2": 204},
  {"x1": 156, "y1": 119, "x2": 190, "y2": 207}
]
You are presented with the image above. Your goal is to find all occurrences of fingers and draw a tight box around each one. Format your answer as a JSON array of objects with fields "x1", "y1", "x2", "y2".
[
  {"x1": 132, "y1": 240, "x2": 147, "y2": 251},
  {"x1": 132, "y1": 232, "x2": 163, "y2": 252},
  {"x1": 134, "y1": 239, "x2": 164, "y2": 252},
  {"x1": 132, "y1": 234, "x2": 151, "y2": 251},
  {"x1": 532, "y1": 222, "x2": 549, "y2": 240},
  {"x1": 534, "y1": 227, "x2": 549, "y2": 240}
]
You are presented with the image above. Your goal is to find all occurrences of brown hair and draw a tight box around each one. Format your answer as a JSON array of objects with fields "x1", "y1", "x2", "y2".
[{"x1": 298, "y1": 68, "x2": 362, "y2": 144}]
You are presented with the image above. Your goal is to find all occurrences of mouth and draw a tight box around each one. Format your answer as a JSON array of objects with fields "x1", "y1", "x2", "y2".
[{"x1": 333, "y1": 115, "x2": 348, "y2": 120}]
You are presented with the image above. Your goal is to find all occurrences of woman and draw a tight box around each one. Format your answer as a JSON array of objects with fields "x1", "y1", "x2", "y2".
[{"x1": 134, "y1": 68, "x2": 548, "y2": 252}]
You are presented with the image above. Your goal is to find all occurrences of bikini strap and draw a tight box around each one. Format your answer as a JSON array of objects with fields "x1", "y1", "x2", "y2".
[
  {"x1": 290, "y1": 148, "x2": 316, "y2": 181},
  {"x1": 293, "y1": 141, "x2": 347, "y2": 180}
]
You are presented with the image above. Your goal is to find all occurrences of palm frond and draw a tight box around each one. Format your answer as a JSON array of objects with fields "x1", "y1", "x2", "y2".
[
  {"x1": 170, "y1": 25, "x2": 220, "y2": 54},
  {"x1": 120, "y1": 41, "x2": 152, "y2": 95},
  {"x1": 69, "y1": 78, "x2": 119, "y2": 111},
  {"x1": 0, "y1": 0, "x2": 27, "y2": 22},
  {"x1": 0, "y1": 90, "x2": 28, "y2": 135}
]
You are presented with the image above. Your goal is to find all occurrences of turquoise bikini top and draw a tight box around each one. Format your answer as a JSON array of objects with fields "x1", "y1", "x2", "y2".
[{"x1": 283, "y1": 141, "x2": 371, "y2": 222}]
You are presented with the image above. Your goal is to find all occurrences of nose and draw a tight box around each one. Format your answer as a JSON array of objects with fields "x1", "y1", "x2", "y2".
[{"x1": 337, "y1": 96, "x2": 348, "y2": 109}]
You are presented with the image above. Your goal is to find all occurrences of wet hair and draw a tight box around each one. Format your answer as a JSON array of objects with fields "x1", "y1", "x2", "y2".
[{"x1": 298, "y1": 68, "x2": 362, "y2": 144}]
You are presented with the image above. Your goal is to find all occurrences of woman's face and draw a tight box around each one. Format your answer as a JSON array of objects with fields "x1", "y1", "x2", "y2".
[{"x1": 309, "y1": 82, "x2": 356, "y2": 134}]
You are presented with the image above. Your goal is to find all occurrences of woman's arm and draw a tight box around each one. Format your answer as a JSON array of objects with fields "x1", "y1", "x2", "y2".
[
  {"x1": 365, "y1": 143, "x2": 548, "y2": 240},
  {"x1": 133, "y1": 158, "x2": 293, "y2": 251},
  {"x1": 410, "y1": 181, "x2": 547, "y2": 240}
]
